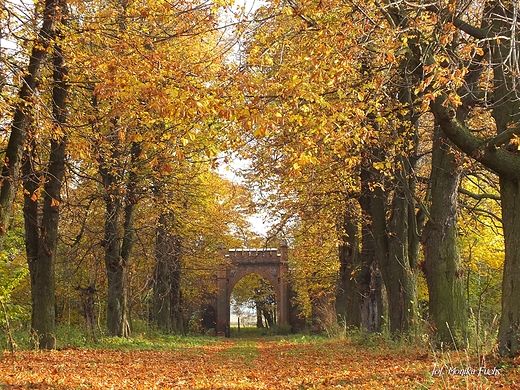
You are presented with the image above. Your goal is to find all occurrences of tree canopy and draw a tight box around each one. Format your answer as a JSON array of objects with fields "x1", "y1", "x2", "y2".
[{"x1": 0, "y1": 0, "x2": 517, "y2": 357}]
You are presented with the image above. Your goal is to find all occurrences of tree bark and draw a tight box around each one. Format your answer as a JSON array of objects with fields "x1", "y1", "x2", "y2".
[
  {"x1": 23, "y1": 2, "x2": 68, "y2": 350},
  {"x1": 429, "y1": 0, "x2": 520, "y2": 356},
  {"x1": 358, "y1": 168, "x2": 383, "y2": 333},
  {"x1": 498, "y1": 177, "x2": 520, "y2": 356},
  {"x1": 336, "y1": 203, "x2": 361, "y2": 328},
  {"x1": 489, "y1": 1, "x2": 520, "y2": 357},
  {"x1": 77, "y1": 285, "x2": 98, "y2": 342},
  {"x1": 120, "y1": 143, "x2": 141, "y2": 268},
  {"x1": 151, "y1": 212, "x2": 184, "y2": 334},
  {"x1": 358, "y1": 150, "x2": 420, "y2": 337},
  {"x1": 256, "y1": 305, "x2": 264, "y2": 328},
  {"x1": 99, "y1": 138, "x2": 142, "y2": 337},
  {"x1": 0, "y1": 0, "x2": 61, "y2": 248},
  {"x1": 421, "y1": 126, "x2": 467, "y2": 346},
  {"x1": 380, "y1": 178, "x2": 419, "y2": 336},
  {"x1": 263, "y1": 308, "x2": 274, "y2": 328},
  {"x1": 99, "y1": 143, "x2": 130, "y2": 337},
  {"x1": 102, "y1": 190, "x2": 130, "y2": 337}
]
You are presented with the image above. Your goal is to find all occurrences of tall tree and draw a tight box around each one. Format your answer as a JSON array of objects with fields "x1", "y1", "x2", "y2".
[
  {"x1": 238, "y1": 0, "x2": 427, "y2": 336},
  {"x1": 410, "y1": 0, "x2": 520, "y2": 356},
  {"x1": 0, "y1": 0, "x2": 63, "y2": 252},
  {"x1": 336, "y1": 202, "x2": 361, "y2": 327},
  {"x1": 366, "y1": 0, "x2": 468, "y2": 342},
  {"x1": 151, "y1": 210, "x2": 184, "y2": 334},
  {"x1": 97, "y1": 137, "x2": 136, "y2": 337},
  {"x1": 63, "y1": 0, "x2": 235, "y2": 336},
  {"x1": 421, "y1": 125, "x2": 467, "y2": 345},
  {"x1": 20, "y1": 0, "x2": 68, "y2": 350},
  {"x1": 358, "y1": 166, "x2": 384, "y2": 333}
]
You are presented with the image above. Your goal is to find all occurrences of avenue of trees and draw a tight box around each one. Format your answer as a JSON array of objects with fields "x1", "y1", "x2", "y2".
[{"x1": 0, "y1": 0, "x2": 517, "y2": 358}]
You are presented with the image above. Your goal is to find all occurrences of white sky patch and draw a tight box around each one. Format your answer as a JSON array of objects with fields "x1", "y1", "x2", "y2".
[{"x1": 217, "y1": 156, "x2": 271, "y2": 236}]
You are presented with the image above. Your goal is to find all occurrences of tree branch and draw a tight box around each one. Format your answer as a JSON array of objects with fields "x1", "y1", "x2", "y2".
[
  {"x1": 458, "y1": 186, "x2": 501, "y2": 201},
  {"x1": 485, "y1": 126, "x2": 520, "y2": 150},
  {"x1": 431, "y1": 96, "x2": 520, "y2": 180},
  {"x1": 425, "y1": 4, "x2": 490, "y2": 40}
]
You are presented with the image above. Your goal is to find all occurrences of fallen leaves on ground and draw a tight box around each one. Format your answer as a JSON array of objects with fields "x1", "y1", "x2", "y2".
[{"x1": 0, "y1": 337, "x2": 518, "y2": 389}]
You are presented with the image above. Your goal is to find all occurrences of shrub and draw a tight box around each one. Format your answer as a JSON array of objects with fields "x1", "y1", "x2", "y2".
[{"x1": 261, "y1": 323, "x2": 292, "y2": 336}]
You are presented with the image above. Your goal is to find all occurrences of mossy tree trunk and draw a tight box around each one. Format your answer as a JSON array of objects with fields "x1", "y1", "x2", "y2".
[
  {"x1": 421, "y1": 125, "x2": 467, "y2": 346},
  {"x1": 429, "y1": 0, "x2": 520, "y2": 356},
  {"x1": 359, "y1": 151, "x2": 421, "y2": 337},
  {"x1": 151, "y1": 212, "x2": 184, "y2": 334},
  {"x1": 498, "y1": 178, "x2": 520, "y2": 356},
  {"x1": 382, "y1": 178, "x2": 420, "y2": 336},
  {"x1": 336, "y1": 202, "x2": 361, "y2": 328},
  {"x1": 489, "y1": 1, "x2": 520, "y2": 357},
  {"x1": 358, "y1": 167, "x2": 383, "y2": 333}
]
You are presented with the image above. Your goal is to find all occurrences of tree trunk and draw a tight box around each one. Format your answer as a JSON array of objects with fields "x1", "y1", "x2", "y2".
[
  {"x1": 358, "y1": 168, "x2": 383, "y2": 333},
  {"x1": 99, "y1": 144, "x2": 129, "y2": 337},
  {"x1": 103, "y1": 195, "x2": 130, "y2": 337},
  {"x1": 422, "y1": 126, "x2": 467, "y2": 346},
  {"x1": 256, "y1": 305, "x2": 264, "y2": 328},
  {"x1": 263, "y1": 308, "x2": 274, "y2": 328},
  {"x1": 428, "y1": 0, "x2": 520, "y2": 356},
  {"x1": 0, "y1": 0, "x2": 62, "y2": 248},
  {"x1": 23, "y1": 5, "x2": 68, "y2": 349},
  {"x1": 99, "y1": 141, "x2": 141, "y2": 337},
  {"x1": 384, "y1": 163, "x2": 420, "y2": 336},
  {"x1": 77, "y1": 285, "x2": 97, "y2": 342},
  {"x1": 119, "y1": 141, "x2": 142, "y2": 333},
  {"x1": 336, "y1": 204, "x2": 361, "y2": 327},
  {"x1": 151, "y1": 212, "x2": 184, "y2": 334},
  {"x1": 359, "y1": 154, "x2": 420, "y2": 336},
  {"x1": 490, "y1": 1, "x2": 520, "y2": 357},
  {"x1": 498, "y1": 177, "x2": 520, "y2": 356}
]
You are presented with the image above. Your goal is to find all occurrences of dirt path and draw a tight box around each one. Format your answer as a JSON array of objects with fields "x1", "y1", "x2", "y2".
[{"x1": 0, "y1": 338, "x2": 517, "y2": 389}]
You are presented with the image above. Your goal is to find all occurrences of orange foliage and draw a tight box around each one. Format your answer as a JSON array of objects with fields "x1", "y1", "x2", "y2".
[{"x1": 0, "y1": 338, "x2": 517, "y2": 389}]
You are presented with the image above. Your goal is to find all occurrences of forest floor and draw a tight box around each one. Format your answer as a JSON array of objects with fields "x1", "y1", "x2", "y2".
[{"x1": 0, "y1": 331, "x2": 519, "y2": 389}]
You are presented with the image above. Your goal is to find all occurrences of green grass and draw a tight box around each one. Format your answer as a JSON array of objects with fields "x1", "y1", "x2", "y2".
[
  {"x1": 212, "y1": 339, "x2": 260, "y2": 367},
  {"x1": 88, "y1": 334, "x2": 223, "y2": 351},
  {"x1": 0, "y1": 323, "x2": 437, "y2": 356},
  {"x1": 0, "y1": 324, "x2": 227, "y2": 352},
  {"x1": 229, "y1": 326, "x2": 264, "y2": 338},
  {"x1": 1, "y1": 323, "x2": 309, "y2": 352}
]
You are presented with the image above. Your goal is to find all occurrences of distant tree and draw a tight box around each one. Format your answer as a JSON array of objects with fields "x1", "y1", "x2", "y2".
[{"x1": 231, "y1": 273, "x2": 276, "y2": 329}]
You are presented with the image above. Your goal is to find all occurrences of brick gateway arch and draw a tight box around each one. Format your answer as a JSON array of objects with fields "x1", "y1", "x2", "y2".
[{"x1": 216, "y1": 241, "x2": 290, "y2": 336}]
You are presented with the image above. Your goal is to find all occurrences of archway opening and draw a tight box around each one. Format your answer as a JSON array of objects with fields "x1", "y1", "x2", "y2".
[{"x1": 230, "y1": 273, "x2": 277, "y2": 330}]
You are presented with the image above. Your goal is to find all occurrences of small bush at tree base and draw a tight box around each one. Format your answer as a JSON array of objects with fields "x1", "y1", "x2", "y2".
[{"x1": 261, "y1": 323, "x2": 292, "y2": 336}]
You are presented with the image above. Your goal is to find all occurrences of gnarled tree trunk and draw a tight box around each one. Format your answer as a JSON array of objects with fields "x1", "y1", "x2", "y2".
[
  {"x1": 358, "y1": 167, "x2": 383, "y2": 333},
  {"x1": 422, "y1": 125, "x2": 467, "y2": 346},
  {"x1": 429, "y1": 0, "x2": 520, "y2": 356},
  {"x1": 336, "y1": 203, "x2": 361, "y2": 328},
  {"x1": 151, "y1": 212, "x2": 184, "y2": 334}
]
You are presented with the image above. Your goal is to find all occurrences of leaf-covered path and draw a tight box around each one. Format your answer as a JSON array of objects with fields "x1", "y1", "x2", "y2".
[{"x1": 0, "y1": 337, "x2": 517, "y2": 389}]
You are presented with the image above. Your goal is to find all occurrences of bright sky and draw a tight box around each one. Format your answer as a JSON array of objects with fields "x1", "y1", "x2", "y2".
[{"x1": 218, "y1": 158, "x2": 271, "y2": 236}]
